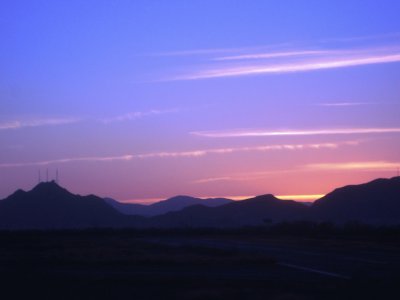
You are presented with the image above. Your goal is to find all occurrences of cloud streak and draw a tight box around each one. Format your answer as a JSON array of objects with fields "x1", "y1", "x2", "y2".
[
  {"x1": 178, "y1": 53, "x2": 400, "y2": 80},
  {"x1": 0, "y1": 118, "x2": 80, "y2": 130},
  {"x1": 0, "y1": 141, "x2": 355, "y2": 168},
  {"x1": 191, "y1": 128, "x2": 400, "y2": 138},
  {"x1": 0, "y1": 108, "x2": 180, "y2": 131},
  {"x1": 321, "y1": 32, "x2": 400, "y2": 43},
  {"x1": 134, "y1": 141, "x2": 352, "y2": 160},
  {"x1": 101, "y1": 108, "x2": 179, "y2": 123},
  {"x1": 147, "y1": 43, "x2": 291, "y2": 57},
  {"x1": 169, "y1": 46, "x2": 400, "y2": 80},
  {"x1": 306, "y1": 161, "x2": 400, "y2": 171},
  {"x1": 214, "y1": 50, "x2": 325, "y2": 61},
  {"x1": 0, "y1": 155, "x2": 135, "y2": 168},
  {"x1": 192, "y1": 170, "x2": 285, "y2": 184},
  {"x1": 192, "y1": 160, "x2": 400, "y2": 187},
  {"x1": 154, "y1": 33, "x2": 400, "y2": 59},
  {"x1": 316, "y1": 102, "x2": 375, "y2": 107}
]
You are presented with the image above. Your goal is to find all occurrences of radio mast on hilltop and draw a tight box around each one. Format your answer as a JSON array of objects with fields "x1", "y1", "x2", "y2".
[{"x1": 56, "y1": 169, "x2": 59, "y2": 184}]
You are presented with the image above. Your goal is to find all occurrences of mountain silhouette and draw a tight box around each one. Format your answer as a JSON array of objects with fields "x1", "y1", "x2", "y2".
[
  {"x1": 311, "y1": 176, "x2": 400, "y2": 224},
  {"x1": 1, "y1": 177, "x2": 399, "y2": 229},
  {"x1": 151, "y1": 194, "x2": 308, "y2": 228},
  {"x1": 0, "y1": 181, "x2": 142, "y2": 229},
  {"x1": 105, "y1": 195, "x2": 233, "y2": 216}
]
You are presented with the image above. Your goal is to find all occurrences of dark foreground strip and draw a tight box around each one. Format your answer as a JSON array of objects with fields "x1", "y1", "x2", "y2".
[{"x1": 278, "y1": 262, "x2": 351, "y2": 280}]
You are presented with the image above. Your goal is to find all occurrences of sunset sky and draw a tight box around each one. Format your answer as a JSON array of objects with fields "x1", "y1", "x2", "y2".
[{"x1": 1, "y1": 1, "x2": 400, "y2": 203}]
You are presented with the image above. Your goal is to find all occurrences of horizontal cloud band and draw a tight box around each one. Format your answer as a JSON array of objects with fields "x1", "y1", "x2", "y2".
[
  {"x1": 0, "y1": 141, "x2": 354, "y2": 168},
  {"x1": 191, "y1": 127, "x2": 400, "y2": 138},
  {"x1": 306, "y1": 161, "x2": 400, "y2": 171},
  {"x1": 0, "y1": 118, "x2": 79, "y2": 130},
  {"x1": 169, "y1": 47, "x2": 400, "y2": 80}
]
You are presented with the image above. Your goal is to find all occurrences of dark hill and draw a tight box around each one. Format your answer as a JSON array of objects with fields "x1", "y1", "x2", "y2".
[
  {"x1": 151, "y1": 194, "x2": 308, "y2": 228},
  {"x1": 1, "y1": 177, "x2": 400, "y2": 229},
  {"x1": 105, "y1": 195, "x2": 233, "y2": 216},
  {"x1": 312, "y1": 177, "x2": 400, "y2": 224},
  {"x1": 0, "y1": 181, "x2": 143, "y2": 229}
]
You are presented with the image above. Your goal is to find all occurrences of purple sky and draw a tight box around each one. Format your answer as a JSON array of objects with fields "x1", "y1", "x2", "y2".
[{"x1": 1, "y1": 1, "x2": 400, "y2": 202}]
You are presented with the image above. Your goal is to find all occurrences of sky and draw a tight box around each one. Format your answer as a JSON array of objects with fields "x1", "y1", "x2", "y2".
[{"x1": 1, "y1": 0, "x2": 400, "y2": 203}]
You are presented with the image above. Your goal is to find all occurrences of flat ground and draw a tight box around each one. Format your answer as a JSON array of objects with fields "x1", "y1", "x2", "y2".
[{"x1": 0, "y1": 230, "x2": 399, "y2": 299}]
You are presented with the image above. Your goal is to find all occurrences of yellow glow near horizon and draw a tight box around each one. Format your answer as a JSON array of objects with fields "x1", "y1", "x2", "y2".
[{"x1": 276, "y1": 194, "x2": 325, "y2": 201}]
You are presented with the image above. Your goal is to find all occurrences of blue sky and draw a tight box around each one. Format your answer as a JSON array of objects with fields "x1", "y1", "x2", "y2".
[{"x1": 1, "y1": 1, "x2": 400, "y2": 202}]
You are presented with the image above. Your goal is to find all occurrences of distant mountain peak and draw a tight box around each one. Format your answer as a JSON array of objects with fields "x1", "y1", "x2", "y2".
[
  {"x1": 0, "y1": 180, "x2": 137, "y2": 229},
  {"x1": 34, "y1": 180, "x2": 59, "y2": 188},
  {"x1": 247, "y1": 194, "x2": 280, "y2": 203},
  {"x1": 31, "y1": 181, "x2": 71, "y2": 196}
]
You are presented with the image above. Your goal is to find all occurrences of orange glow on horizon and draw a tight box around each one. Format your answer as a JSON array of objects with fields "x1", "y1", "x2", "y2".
[
  {"x1": 276, "y1": 194, "x2": 325, "y2": 202},
  {"x1": 121, "y1": 194, "x2": 325, "y2": 205}
]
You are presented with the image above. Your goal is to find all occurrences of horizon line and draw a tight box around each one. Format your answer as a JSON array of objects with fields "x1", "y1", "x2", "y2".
[{"x1": 119, "y1": 194, "x2": 326, "y2": 205}]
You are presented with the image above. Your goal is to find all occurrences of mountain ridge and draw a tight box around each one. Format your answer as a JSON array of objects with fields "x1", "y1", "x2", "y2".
[
  {"x1": 0, "y1": 181, "x2": 144, "y2": 229},
  {"x1": 151, "y1": 193, "x2": 309, "y2": 228},
  {"x1": 105, "y1": 195, "x2": 233, "y2": 216},
  {"x1": 0, "y1": 177, "x2": 399, "y2": 229},
  {"x1": 311, "y1": 176, "x2": 400, "y2": 224}
]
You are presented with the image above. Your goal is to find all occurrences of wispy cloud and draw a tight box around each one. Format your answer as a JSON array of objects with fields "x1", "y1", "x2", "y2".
[
  {"x1": 149, "y1": 48, "x2": 245, "y2": 57},
  {"x1": 321, "y1": 32, "x2": 400, "y2": 43},
  {"x1": 135, "y1": 141, "x2": 352, "y2": 160},
  {"x1": 166, "y1": 45, "x2": 400, "y2": 80},
  {"x1": 101, "y1": 108, "x2": 179, "y2": 123},
  {"x1": 147, "y1": 43, "x2": 291, "y2": 57},
  {"x1": 316, "y1": 102, "x2": 375, "y2": 107},
  {"x1": 192, "y1": 160, "x2": 399, "y2": 187},
  {"x1": 192, "y1": 168, "x2": 314, "y2": 185},
  {"x1": 0, "y1": 155, "x2": 134, "y2": 168},
  {"x1": 0, "y1": 141, "x2": 355, "y2": 168},
  {"x1": 0, "y1": 118, "x2": 80, "y2": 130},
  {"x1": 0, "y1": 108, "x2": 179, "y2": 131},
  {"x1": 192, "y1": 173, "x2": 272, "y2": 184},
  {"x1": 154, "y1": 33, "x2": 400, "y2": 59},
  {"x1": 191, "y1": 127, "x2": 400, "y2": 138},
  {"x1": 174, "y1": 52, "x2": 400, "y2": 80},
  {"x1": 306, "y1": 161, "x2": 400, "y2": 171},
  {"x1": 193, "y1": 177, "x2": 235, "y2": 184},
  {"x1": 214, "y1": 50, "x2": 325, "y2": 61}
]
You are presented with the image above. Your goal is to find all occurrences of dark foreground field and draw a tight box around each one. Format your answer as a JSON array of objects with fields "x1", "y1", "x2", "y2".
[{"x1": 0, "y1": 228, "x2": 399, "y2": 300}]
